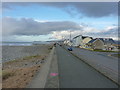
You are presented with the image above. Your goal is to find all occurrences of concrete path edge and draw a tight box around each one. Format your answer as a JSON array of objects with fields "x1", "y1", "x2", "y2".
[{"x1": 26, "y1": 47, "x2": 55, "y2": 88}]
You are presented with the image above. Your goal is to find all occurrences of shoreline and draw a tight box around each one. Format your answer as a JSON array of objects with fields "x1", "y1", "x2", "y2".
[
  {"x1": 2, "y1": 44, "x2": 53, "y2": 63},
  {"x1": 2, "y1": 44, "x2": 53, "y2": 88}
]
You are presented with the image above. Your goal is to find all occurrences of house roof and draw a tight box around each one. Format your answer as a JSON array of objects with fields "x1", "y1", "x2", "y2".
[
  {"x1": 89, "y1": 37, "x2": 93, "y2": 39},
  {"x1": 99, "y1": 38, "x2": 115, "y2": 44},
  {"x1": 98, "y1": 38, "x2": 104, "y2": 41},
  {"x1": 73, "y1": 35, "x2": 82, "y2": 39},
  {"x1": 73, "y1": 35, "x2": 93, "y2": 40},
  {"x1": 82, "y1": 36, "x2": 93, "y2": 40},
  {"x1": 88, "y1": 38, "x2": 115, "y2": 44},
  {"x1": 88, "y1": 39, "x2": 97, "y2": 43},
  {"x1": 82, "y1": 36, "x2": 88, "y2": 39}
]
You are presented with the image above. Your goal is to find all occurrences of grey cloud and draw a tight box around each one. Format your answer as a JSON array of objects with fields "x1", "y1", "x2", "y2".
[
  {"x1": 77, "y1": 25, "x2": 118, "y2": 39},
  {"x1": 51, "y1": 25, "x2": 118, "y2": 40},
  {"x1": 2, "y1": 17, "x2": 118, "y2": 41},
  {"x1": 2, "y1": 17, "x2": 81, "y2": 36},
  {"x1": 74, "y1": 2, "x2": 118, "y2": 17},
  {"x1": 86, "y1": 26, "x2": 118, "y2": 38},
  {"x1": 44, "y1": 2, "x2": 118, "y2": 17},
  {"x1": 2, "y1": 2, "x2": 118, "y2": 17},
  {"x1": 99, "y1": 27, "x2": 118, "y2": 36}
]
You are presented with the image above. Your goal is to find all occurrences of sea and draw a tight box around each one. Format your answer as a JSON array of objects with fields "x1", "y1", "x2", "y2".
[{"x1": 1, "y1": 41, "x2": 53, "y2": 46}]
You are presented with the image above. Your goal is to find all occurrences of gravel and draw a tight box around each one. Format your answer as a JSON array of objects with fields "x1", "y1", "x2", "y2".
[{"x1": 2, "y1": 45, "x2": 52, "y2": 63}]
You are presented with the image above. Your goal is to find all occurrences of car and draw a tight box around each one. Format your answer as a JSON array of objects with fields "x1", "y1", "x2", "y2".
[{"x1": 68, "y1": 47, "x2": 73, "y2": 51}]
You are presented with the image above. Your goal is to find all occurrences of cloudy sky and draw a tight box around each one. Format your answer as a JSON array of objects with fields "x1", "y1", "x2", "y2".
[{"x1": 2, "y1": 2, "x2": 118, "y2": 42}]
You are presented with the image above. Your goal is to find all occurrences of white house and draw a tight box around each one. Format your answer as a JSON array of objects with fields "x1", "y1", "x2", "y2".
[
  {"x1": 87, "y1": 38, "x2": 116, "y2": 50},
  {"x1": 72, "y1": 35, "x2": 83, "y2": 47},
  {"x1": 72, "y1": 35, "x2": 93, "y2": 48},
  {"x1": 82, "y1": 37, "x2": 93, "y2": 48},
  {"x1": 87, "y1": 38, "x2": 105, "y2": 49}
]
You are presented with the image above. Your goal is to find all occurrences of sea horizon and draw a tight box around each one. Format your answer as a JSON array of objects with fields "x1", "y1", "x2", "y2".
[{"x1": 1, "y1": 41, "x2": 53, "y2": 46}]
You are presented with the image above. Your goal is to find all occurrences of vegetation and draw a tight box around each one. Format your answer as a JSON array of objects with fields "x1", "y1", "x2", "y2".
[
  {"x1": 93, "y1": 49, "x2": 119, "y2": 52},
  {"x1": 111, "y1": 54, "x2": 120, "y2": 58},
  {"x1": 84, "y1": 48, "x2": 93, "y2": 51},
  {"x1": 5, "y1": 55, "x2": 42, "y2": 64},
  {"x1": 84, "y1": 48, "x2": 119, "y2": 52},
  {"x1": 2, "y1": 54, "x2": 45, "y2": 88},
  {"x1": 2, "y1": 70, "x2": 14, "y2": 80}
]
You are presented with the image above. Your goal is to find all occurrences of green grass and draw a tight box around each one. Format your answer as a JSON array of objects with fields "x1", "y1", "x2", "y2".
[
  {"x1": 5, "y1": 59, "x2": 21, "y2": 64},
  {"x1": 111, "y1": 54, "x2": 120, "y2": 58},
  {"x1": 5, "y1": 55, "x2": 41, "y2": 64},
  {"x1": 93, "y1": 49, "x2": 119, "y2": 52},
  {"x1": 84, "y1": 48, "x2": 94, "y2": 51},
  {"x1": 84, "y1": 48, "x2": 119, "y2": 52},
  {"x1": 2, "y1": 70, "x2": 14, "y2": 80},
  {"x1": 22, "y1": 55, "x2": 40, "y2": 60}
]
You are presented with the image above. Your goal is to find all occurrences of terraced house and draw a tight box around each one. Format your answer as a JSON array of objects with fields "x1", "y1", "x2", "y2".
[{"x1": 87, "y1": 38, "x2": 116, "y2": 50}]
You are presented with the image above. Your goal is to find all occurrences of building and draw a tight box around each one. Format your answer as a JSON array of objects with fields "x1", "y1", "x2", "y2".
[
  {"x1": 102, "y1": 38, "x2": 115, "y2": 50},
  {"x1": 72, "y1": 35, "x2": 93, "y2": 48},
  {"x1": 87, "y1": 38, "x2": 116, "y2": 50},
  {"x1": 87, "y1": 38, "x2": 104, "y2": 49},
  {"x1": 72, "y1": 35, "x2": 83, "y2": 47},
  {"x1": 82, "y1": 37, "x2": 93, "y2": 48}
]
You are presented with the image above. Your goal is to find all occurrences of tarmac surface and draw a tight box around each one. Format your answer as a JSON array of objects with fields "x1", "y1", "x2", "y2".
[
  {"x1": 63, "y1": 46, "x2": 118, "y2": 84},
  {"x1": 56, "y1": 45, "x2": 118, "y2": 88}
]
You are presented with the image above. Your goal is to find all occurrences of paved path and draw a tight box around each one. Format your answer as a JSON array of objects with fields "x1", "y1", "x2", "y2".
[
  {"x1": 27, "y1": 47, "x2": 55, "y2": 88},
  {"x1": 56, "y1": 45, "x2": 118, "y2": 88},
  {"x1": 45, "y1": 47, "x2": 59, "y2": 88}
]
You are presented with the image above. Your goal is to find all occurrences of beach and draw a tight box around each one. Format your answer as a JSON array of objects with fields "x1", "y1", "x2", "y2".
[
  {"x1": 2, "y1": 44, "x2": 53, "y2": 88},
  {"x1": 2, "y1": 44, "x2": 52, "y2": 63}
]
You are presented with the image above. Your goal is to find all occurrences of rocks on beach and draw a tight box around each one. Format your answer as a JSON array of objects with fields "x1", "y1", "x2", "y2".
[
  {"x1": 2, "y1": 44, "x2": 52, "y2": 62},
  {"x1": 2, "y1": 44, "x2": 53, "y2": 88}
]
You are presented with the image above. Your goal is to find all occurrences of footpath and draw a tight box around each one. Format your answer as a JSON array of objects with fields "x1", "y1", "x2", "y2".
[{"x1": 27, "y1": 47, "x2": 59, "y2": 88}]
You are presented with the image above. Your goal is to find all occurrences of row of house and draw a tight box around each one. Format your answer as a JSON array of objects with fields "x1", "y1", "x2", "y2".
[{"x1": 63, "y1": 35, "x2": 119, "y2": 51}]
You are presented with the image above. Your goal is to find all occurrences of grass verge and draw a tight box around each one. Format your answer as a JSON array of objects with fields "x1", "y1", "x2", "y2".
[
  {"x1": 110, "y1": 54, "x2": 120, "y2": 58},
  {"x1": 93, "y1": 49, "x2": 119, "y2": 52},
  {"x1": 2, "y1": 70, "x2": 15, "y2": 80}
]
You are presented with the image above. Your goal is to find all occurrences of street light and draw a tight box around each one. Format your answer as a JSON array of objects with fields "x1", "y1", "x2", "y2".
[{"x1": 70, "y1": 30, "x2": 71, "y2": 41}]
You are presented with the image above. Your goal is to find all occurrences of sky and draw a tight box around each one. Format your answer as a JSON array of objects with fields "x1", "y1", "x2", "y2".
[{"x1": 2, "y1": 2, "x2": 118, "y2": 42}]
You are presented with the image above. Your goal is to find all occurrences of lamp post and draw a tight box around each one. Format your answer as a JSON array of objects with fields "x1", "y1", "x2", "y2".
[
  {"x1": 70, "y1": 30, "x2": 71, "y2": 42},
  {"x1": 69, "y1": 30, "x2": 72, "y2": 47}
]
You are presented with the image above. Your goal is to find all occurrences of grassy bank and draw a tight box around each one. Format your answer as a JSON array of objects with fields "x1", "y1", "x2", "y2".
[
  {"x1": 93, "y1": 49, "x2": 119, "y2": 52},
  {"x1": 110, "y1": 54, "x2": 120, "y2": 58},
  {"x1": 84, "y1": 48, "x2": 119, "y2": 52}
]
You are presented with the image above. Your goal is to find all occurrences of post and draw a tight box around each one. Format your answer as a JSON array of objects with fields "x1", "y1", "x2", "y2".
[
  {"x1": 70, "y1": 30, "x2": 71, "y2": 41},
  {"x1": 70, "y1": 30, "x2": 72, "y2": 47}
]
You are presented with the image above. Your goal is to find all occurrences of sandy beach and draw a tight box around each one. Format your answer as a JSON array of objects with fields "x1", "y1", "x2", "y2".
[{"x1": 2, "y1": 44, "x2": 53, "y2": 88}]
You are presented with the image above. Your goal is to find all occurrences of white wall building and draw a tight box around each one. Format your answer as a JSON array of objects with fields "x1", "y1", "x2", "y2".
[
  {"x1": 72, "y1": 35, "x2": 92, "y2": 48},
  {"x1": 72, "y1": 35, "x2": 83, "y2": 47}
]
